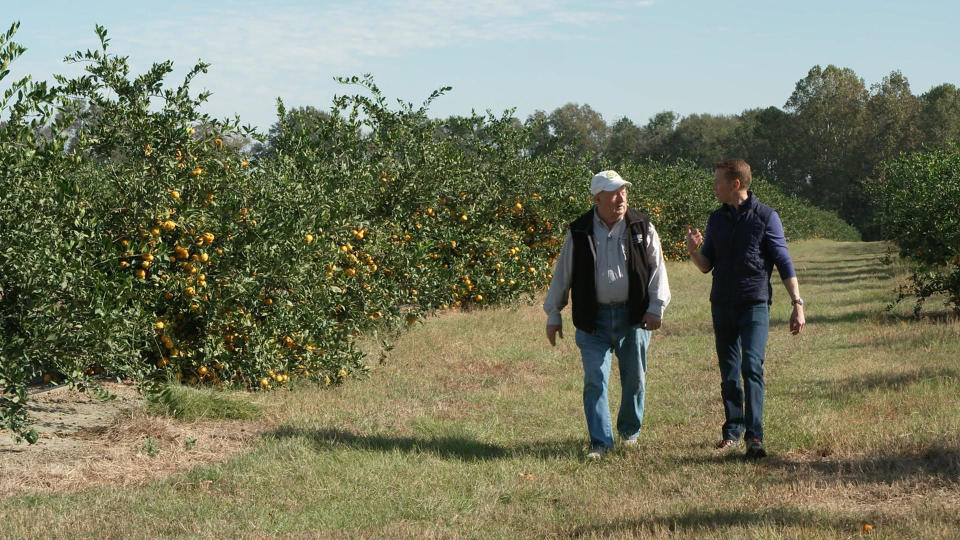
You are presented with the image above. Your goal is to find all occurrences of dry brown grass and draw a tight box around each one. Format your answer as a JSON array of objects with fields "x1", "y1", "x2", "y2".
[{"x1": 1, "y1": 240, "x2": 958, "y2": 538}]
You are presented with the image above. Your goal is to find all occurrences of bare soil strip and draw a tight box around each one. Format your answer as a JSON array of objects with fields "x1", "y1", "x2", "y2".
[{"x1": 0, "y1": 381, "x2": 263, "y2": 496}]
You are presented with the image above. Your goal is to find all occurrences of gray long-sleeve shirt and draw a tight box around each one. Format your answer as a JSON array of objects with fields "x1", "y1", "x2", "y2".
[{"x1": 543, "y1": 210, "x2": 671, "y2": 327}]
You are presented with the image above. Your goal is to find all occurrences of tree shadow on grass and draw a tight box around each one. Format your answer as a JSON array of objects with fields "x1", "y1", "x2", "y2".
[
  {"x1": 267, "y1": 425, "x2": 583, "y2": 462},
  {"x1": 828, "y1": 365, "x2": 960, "y2": 395},
  {"x1": 676, "y1": 443, "x2": 960, "y2": 487},
  {"x1": 804, "y1": 265, "x2": 894, "y2": 280},
  {"x1": 563, "y1": 507, "x2": 855, "y2": 537},
  {"x1": 770, "y1": 309, "x2": 876, "y2": 326},
  {"x1": 780, "y1": 445, "x2": 960, "y2": 486}
]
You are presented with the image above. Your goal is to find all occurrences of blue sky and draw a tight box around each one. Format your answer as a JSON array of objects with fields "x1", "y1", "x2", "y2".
[{"x1": 5, "y1": 1, "x2": 958, "y2": 132}]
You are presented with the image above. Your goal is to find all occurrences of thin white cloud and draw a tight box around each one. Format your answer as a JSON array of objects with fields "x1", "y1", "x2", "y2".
[
  {"x1": 111, "y1": 0, "x2": 648, "y2": 72},
  {"x1": 90, "y1": 0, "x2": 655, "y2": 127}
]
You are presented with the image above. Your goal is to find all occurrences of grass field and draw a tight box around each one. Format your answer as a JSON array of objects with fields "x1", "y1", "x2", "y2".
[{"x1": 1, "y1": 239, "x2": 958, "y2": 538}]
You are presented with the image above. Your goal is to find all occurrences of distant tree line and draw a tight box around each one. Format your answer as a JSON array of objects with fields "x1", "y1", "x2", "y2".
[{"x1": 499, "y1": 65, "x2": 959, "y2": 239}]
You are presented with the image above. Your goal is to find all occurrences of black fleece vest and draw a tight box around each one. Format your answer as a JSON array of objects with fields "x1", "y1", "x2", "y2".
[{"x1": 569, "y1": 208, "x2": 652, "y2": 333}]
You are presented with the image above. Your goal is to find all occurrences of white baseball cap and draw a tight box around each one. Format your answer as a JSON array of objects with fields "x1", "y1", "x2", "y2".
[{"x1": 590, "y1": 170, "x2": 632, "y2": 195}]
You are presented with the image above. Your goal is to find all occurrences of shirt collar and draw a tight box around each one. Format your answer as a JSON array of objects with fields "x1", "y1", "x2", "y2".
[{"x1": 593, "y1": 207, "x2": 625, "y2": 237}]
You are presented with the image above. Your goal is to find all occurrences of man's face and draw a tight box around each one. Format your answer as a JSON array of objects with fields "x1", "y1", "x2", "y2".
[
  {"x1": 594, "y1": 186, "x2": 628, "y2": 223},
  {"x1": 713, "y1": 170, "x2": 739, "y2": 205}
]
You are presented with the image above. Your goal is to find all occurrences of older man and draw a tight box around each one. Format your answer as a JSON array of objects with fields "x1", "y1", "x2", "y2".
[{"x1": 544, "y1": 170, "x2": 671, "y2": 459}]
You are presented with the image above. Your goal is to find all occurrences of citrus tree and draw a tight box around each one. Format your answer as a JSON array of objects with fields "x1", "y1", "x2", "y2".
[{"x1": 1, "y1": 24, "x2": 861, "y2": 443}]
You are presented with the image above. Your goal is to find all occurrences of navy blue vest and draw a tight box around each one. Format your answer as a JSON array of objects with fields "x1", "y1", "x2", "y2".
[{"x1": 707, "y1": 193, "x2": 775, "y2": 305}]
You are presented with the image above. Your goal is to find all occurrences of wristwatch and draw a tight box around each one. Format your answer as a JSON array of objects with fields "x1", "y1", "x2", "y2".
[{"x1": 791, "y1": 298, "x2": 804, "y2": 306}]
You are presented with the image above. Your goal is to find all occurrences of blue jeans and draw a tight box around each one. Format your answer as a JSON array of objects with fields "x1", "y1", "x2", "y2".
[
  {"x1": 574, "y1": 303, "x2": 651, "y2": 449},
  {"x1": 711, "y1": 301, "x2": 770, "y2": 442}
]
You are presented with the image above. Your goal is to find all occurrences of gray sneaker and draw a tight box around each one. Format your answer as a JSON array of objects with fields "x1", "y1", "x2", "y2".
[{"x1": 745, "y1": 438, "x2": 767, "y2": 459}]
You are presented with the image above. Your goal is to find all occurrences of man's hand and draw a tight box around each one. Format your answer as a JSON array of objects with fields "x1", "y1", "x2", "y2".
[
  {"x1": 546, "y1": 324, "x2": 563, "y2": 346},
  {"x1": 685, "y1": 225, "x2": 713, "y2": 273},
  {"x1": 789, "y1": 305, "x2": 805, "y2": 335},
  {"x1": 685, "y1": 225, "x2": 703, "y2": 255},
  {"x1": 640, "y1": 313, "x2": 661, "y2": 331}
]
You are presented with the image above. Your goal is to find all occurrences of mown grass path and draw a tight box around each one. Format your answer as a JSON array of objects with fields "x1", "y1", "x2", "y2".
[{"x1": 2, "y1": 240, "x2": 958, "y2": 538}]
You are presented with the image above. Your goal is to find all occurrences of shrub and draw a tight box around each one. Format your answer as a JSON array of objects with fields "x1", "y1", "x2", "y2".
[{"x1": 866, "y1": 145, "x2": 960, "y2": 314}]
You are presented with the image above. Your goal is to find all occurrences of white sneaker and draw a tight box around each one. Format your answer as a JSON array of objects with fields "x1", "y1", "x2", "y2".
[
  {"x1": 622, "y1": 438, "x2": 639, "y2": 448},
  {"x1": 586, "y1": 447, "x2": 606, "y2": 460}
]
